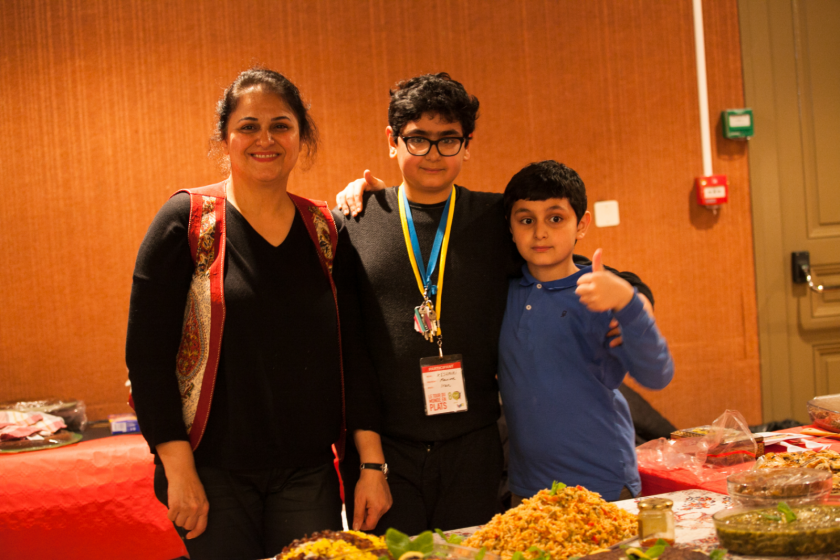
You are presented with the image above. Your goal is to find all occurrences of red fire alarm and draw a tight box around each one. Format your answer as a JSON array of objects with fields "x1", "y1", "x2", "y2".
[{"x1": 695, "y1": 175, "x2": 728, "y2": 207}]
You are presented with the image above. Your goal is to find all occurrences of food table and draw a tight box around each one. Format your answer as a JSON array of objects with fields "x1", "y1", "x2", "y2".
[
  {"x1": 445, "y1": 488, "x2": 840, "y2": 560},
  {"x1": 614, "y1": 489, "x2": 840, "y2": 559},
  {"x1": 638, "y1": 426, "x2": 840, "y2": 496},
  {"x1": 0, "y1": 433, "x2": 186, "y2": 560},
  {"x1": 2, "y1": 426, "x2": 839, "y2": 560}
]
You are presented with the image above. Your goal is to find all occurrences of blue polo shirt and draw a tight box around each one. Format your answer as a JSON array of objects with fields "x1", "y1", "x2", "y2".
[{"x1": 498, "y1": 265, "x2": 674, "y2": 501}]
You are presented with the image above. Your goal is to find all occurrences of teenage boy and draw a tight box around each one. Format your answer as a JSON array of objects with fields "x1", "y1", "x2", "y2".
[
  {"x1": 335, "y1": 73, "x2": 653, "y2": 534},
  {"x1": 500, "y1": 160, "x2": 673, "y2": 504}
]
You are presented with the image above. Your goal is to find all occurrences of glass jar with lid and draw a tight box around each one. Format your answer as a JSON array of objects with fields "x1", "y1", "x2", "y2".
[{"x1": 637, "y1": 497, "x2": 675, "y2": 546}]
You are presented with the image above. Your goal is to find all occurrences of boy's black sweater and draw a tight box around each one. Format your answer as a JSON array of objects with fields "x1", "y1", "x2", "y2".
[{"x1": 335, "y1": 186, "x2": 653, "y2": 443}]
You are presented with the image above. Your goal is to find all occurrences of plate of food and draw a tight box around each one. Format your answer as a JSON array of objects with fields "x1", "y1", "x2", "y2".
[
  {"x1": 712, "y1": 501, "x2": 840, "y2": 556},
  {"x1": 756, "y1": 449, "x2": 840, "y2": 494},
  {"x1": 463, "y1": 482, "x2": 637, "y2": 559},
  {"x1": 727, "y1": 467, "x2": 832, "y2": 507},
  {"x1": 808, "y1": 394, "x2": 840, "y2": 433},
  {"x1": 0, "y1": 429, "x2": 82, "y2": 453},
  {"x1": 275, "y1": 529, "x2": 500, "y2": 560}
]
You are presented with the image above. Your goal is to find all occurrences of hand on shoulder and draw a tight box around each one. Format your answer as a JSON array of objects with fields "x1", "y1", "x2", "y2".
[{"x1": 336, "y1": 170, "x2": 387, "y2": 217}]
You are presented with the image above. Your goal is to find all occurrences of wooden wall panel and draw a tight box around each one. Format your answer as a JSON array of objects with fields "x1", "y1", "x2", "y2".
[{"x1": 0, "y1": 0, "x2": 760, "y2": 429}]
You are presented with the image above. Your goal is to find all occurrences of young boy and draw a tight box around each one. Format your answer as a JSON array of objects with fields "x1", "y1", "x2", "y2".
[
  {"x1": 500, "y1": 160, "x2": 674, "y2": 503},
  {"x1": 335, "y1": 74, "x2": 655, "y2": 533}
]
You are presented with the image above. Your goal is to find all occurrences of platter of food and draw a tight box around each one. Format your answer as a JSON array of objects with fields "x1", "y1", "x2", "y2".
[
  {"x1": 582, "y1": 542, "x2": 719, "y2": 560},
  {"x1": 726, "y1": 467, "x2": 832, "y2": 507},
  {"x1": 277, "y1": 530, "x2": 388, "y2": 560},
  {"x1": 808, "y1": 395, "x2": 840, "y2": 433},
  {"x1": 0, "y1": 429, "x2": 82, "y2": 453},
  {"x1": 275, "y1": 529, "x2": 501, "y2": 560},
  {"x1": 756, "y1": 449, "x2": 840, "y2": 494},
  {"x1": 463, "y1": 483, "x2": 637, "y2": 559},
  {"x1": 712, "y1": 502, "x2": 840, "y2": 556}
]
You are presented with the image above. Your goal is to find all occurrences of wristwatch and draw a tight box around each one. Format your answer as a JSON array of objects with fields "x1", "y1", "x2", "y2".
[{"x1": 360, "y1": 462, "x2": 389, "y2": 479}]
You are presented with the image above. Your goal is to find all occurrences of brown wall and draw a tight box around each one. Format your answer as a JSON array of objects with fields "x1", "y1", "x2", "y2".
[{"x1": 0, "y1": 0, "x2": 760, "y2": 429}]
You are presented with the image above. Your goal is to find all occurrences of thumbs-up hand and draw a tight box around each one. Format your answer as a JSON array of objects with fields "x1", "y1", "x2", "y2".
[
  {"x1": 575, "y1": 248, "x2": 635, "y2": 312},
  {"x1": 592, "y1": 247, "x2": 605, "y2": 272},
  {"x1": 336, "y1": 170, "x2": 388, "y2": 217}
]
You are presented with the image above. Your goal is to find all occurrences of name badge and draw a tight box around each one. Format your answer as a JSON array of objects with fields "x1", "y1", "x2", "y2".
[{"x1": 420, "y1": 354, "x2": 468, "y2": 416}]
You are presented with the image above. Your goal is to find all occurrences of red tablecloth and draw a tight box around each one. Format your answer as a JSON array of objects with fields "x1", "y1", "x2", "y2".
[
  {"x1": 0, "y1": 434, "x2": 186, "y2": 560},
  {"x1": 639, "y1": 425, "x2": 840, "y2": 496}
]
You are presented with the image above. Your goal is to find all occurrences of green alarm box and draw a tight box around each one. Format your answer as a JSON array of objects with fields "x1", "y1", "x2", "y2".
[{"x1": 722, "y1": 108, "x2": 753, "y2": 139}]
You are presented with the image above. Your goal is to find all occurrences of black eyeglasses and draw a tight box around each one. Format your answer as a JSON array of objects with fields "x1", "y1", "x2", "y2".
[{"x1": 400, "y1": 136, "x2": 466, "y2": 157}]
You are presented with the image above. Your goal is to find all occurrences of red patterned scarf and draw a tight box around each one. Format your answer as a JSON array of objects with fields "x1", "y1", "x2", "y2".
[{"x1": 140, "y1": 181, "x2": 344, "y2": 455}]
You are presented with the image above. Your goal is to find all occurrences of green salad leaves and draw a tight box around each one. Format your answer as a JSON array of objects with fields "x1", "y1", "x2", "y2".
[
  {"x1": 435, "y1": 529, "x2": 463, "y2": 545},
  {"x1": 383, "y1": 528, "x2": 434, "y2": 560},
  {"x1": 383, "y1": 528, "x2": 485, "y2": 560}
]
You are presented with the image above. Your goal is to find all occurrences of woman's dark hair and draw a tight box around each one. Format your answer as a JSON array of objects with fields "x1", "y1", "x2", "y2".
[
  {"x1": 212, "y1": 67, "x2": 319, "y2": 164},
  {"x1": 388, "y1": 73, "x2": 479, "y2": 144},
  {"x1": 503, "y1": 161, "x2": 588, "y2": 223}
]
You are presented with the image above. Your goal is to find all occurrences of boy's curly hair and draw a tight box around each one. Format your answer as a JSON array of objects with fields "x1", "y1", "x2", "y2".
[{"x1": 388, "y1": 73, "x2": 479, "y2": 143}]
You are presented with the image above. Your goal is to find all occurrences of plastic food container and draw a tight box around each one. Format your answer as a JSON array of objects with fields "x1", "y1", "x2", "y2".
[
  {"x1": 808, "y1": 394, "x2": 840, "y2": 433},
  {"x1": 727, "y1": 468, "x2": 832, "y2": 507},
  {"x1": 712, "y1": 503, "x2": 840, "y2": 556}
]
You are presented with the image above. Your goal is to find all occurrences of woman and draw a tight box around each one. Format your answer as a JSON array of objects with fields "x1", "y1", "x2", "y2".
[{"x1": 127, "y1": 68, "x2": 362, "y2": 559}]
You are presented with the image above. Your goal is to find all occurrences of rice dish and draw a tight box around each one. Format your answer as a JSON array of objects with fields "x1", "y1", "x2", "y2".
[
  {"x1": 277, "y1": 530, "x2": 387, "y2": 560},
  {"x1": 464, "y1": 485, "x2": 637, "y2": 559}
]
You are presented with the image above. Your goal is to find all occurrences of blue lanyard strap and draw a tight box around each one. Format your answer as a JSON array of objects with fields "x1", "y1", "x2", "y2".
[{"x1": 400, "y1": 186, "x2": 453, "y2": 297}]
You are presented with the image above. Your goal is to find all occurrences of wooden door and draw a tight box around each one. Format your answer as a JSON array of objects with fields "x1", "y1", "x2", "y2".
[{"x1": 740, "y1": 0, "x2": 840, "y2": 424}]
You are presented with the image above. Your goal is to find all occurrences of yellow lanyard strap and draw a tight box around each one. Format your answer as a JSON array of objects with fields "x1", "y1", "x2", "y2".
[{"x1": 398, "y1": 186, "x2": 456, "y2": 330}]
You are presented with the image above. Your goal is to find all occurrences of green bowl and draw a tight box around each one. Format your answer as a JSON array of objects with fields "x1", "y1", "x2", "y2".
[{"x1": 713, "y1": 503, "x2": 840, "y2": 556}]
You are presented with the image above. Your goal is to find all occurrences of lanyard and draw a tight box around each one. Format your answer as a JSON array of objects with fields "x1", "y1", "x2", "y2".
[{"x1": 398, "y1": 186, "x2": 456, "y2": 327}]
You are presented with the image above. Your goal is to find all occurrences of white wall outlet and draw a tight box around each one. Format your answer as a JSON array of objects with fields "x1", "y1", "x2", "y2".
[{"x1": 594, "y1": 200, "x2": 620, "y2": 227}]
